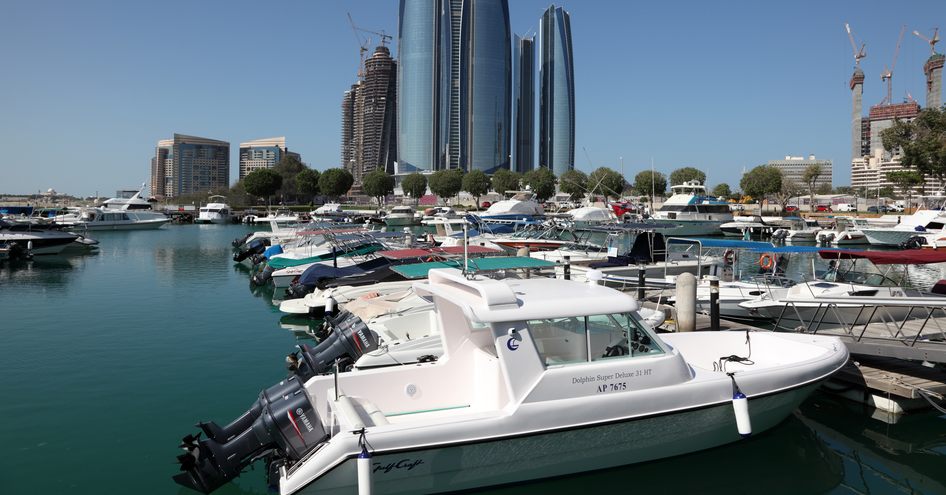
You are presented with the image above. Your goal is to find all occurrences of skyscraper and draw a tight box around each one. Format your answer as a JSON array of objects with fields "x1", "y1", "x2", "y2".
[
  {"x1": 397, "y1": 0, "x2": 511, "y2": 175},
  {"x1": 512, "y1": 35, "x2": 535, "y2": 174},
  {"x1": 460, "y1": 0, "x2": 511, "y2": 173},
  {"x1": 353, "y1": 46, "x2": 398, "y2": 184},
  {"x1": 340, "y1": 83, "x2": 359, "y2": 172},
  {"x1": 539, "y1": 4, "x2": 575, "y2": 176},
  {"x1": 151, "y1": 134, "x2": 229, "y2": 199},
  {"x1": 924, "y1": 52, "x2": 944, "y2": 110},
  {"x1": 850, "y1": 67, "x2": 864, "y2": 162},
  {"x1": 239, "y1": 137, "x2": 299, "y2": 180},
  {"x1": 397, "y1": 0, "x2": 441, "y2": 174}
]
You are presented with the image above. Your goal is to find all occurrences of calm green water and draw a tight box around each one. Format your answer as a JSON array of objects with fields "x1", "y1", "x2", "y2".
[{"x1": 1, "y1": 225, "x2": 944, "y2": 495}]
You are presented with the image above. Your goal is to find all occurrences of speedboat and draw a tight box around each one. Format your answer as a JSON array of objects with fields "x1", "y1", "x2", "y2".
[
  {"x1": 383, "y1": 206, "x2": 420, "y2": 226},
  {"x1": 720, "y1": 216, "x2": 779, "y2": 239},
  {"x1": 0, "y1": 219, "x2": 79, "y2": 255},
  {"x1": 771, "y1": 217, "x2": 820, "y2": 243},
  {"x1": 173, "y1": 268, "x2": 848, "y2": 494},
  {"x1": 816, "y1": 216, "x2": 869, "y2": 246},
  {"x1": 244, "y1": 209, "x2": 301, "y2": 225},
  {"x1": 860, "y1": 209, "x2": 946, "y2": 246},
  {"x1": 195, "y1": 196, "x2": 231, "y2": 224},
  {"x1": 478, "y1": 190, "x2": 545, "y2": 222},
  {"x1": 650, "y1": 181, "x2": 733, "y2": 236}
]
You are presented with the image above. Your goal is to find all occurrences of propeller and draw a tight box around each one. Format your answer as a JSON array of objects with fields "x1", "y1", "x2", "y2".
[{"x1": 180, "y1": 432, "x2": 201, "y2": 449}]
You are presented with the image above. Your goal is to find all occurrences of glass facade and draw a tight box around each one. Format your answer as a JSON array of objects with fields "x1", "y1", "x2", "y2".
[
  {"x1": 152, "y1": 134, "x2": 229, "y2": 199},
  {"x1": 460, "y1": 0, "x2": 511, "y2": 174},
  {"x1": 440, "y1": 0, "x2": 464, "y2": 170},
  {"x1": 512, "y1": 35, "x2": 535, "y2": 174},
  {"x1": 398, "y1": 0, "x2": 440, "y2": 174},
  {"x1": 539, "y1": 5, "x2": 575, "y2": 176}
]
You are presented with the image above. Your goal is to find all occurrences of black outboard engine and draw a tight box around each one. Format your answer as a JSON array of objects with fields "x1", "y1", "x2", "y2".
[
  {"x1": 232, "y1": 238, "x2": 270, "y2": 262},
  {"x1": 231, "y1": 232, "x2": 253, "y2": 249},
  {"x1": 173, "y1": 313, "x2": 380, "y2": 493},
  {"x1": 288, "y1": 310, "x2": 380, "y2": 380},
  {"x1": 251, "y1": 264, "x2": 276, "y2": 286},
  {"x1": 174, "y1": 376, "x2": 327, "y2": 494},
  {"x1": 901, "y1": 235, "x2": 927, "y2": 250}
]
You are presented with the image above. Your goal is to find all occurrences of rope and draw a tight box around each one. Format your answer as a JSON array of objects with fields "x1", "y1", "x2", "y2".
[
  {"x1": 918, "y1": 389, "x2": 946, "y2": 414},
  {"x1": 713, "y1": 329, "x2": 755, "y2": 373}
]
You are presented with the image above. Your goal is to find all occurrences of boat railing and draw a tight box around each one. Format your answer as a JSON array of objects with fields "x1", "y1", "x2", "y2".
[{"x1": 774, "y1": 295, "x2": 946, "y2": 363}]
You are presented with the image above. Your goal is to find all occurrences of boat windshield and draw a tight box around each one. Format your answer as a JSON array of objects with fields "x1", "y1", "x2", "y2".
[
  {"x1": 527, "y1": 312, "x2": 663, "y2": 367},
  {"x1": 821, "y1": 259, "x2": 899, "y2": 287}
]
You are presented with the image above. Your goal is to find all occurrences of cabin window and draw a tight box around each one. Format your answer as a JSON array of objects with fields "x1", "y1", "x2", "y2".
[{"x1": 527, "y1": 313, "x2": 662, "y2": 367}]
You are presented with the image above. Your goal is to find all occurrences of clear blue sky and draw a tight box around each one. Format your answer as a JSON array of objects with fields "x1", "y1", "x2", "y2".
[{"x1": 1, "y1": 0, "x2": 942, "y2": 196}]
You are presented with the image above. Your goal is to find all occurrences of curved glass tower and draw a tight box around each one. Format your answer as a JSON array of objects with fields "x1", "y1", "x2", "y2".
[
  {"x1": 460, "y1": 0, "x2": 511, "y2": 174},
  {"x1": 539, "y1": 5, "x2": 575, "y2": 176},
  {"x1": 397, "y1": 0, "x2": 441, "y2": 173}
]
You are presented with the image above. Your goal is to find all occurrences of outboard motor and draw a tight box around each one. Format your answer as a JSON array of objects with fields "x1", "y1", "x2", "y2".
[
  {"x1": 284, "y1": 280, "x2": 311, "y2": 300},
  {"x1": 232, "y1": 238, "x2": 270, "y2": 262},
  {"x1": 231, "y1": 232, "x2": 253, "y2": 249},
  {"x1": 288, "y1": 310, "x2": 380, "y2": 380},
  {"x1": 173, "y1": 312, "x2": 380, "y2": 493},
  {"x1": 174, "y1": 376, "x2": 326, "y2": 494},
  {"x1": 251, "y1": 264, "x2": 276, "y2": 286}
]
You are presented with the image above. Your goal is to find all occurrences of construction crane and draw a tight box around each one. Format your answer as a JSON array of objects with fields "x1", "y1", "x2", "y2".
[
  {"x1": 845, "y1": 23, "x2": 867, "y2": 67},
  {"x1": 913, "y1": 27, "x2": 941, "y2": 55},
  {"x1": 347, "y1": 12, "x2": 369, "y2": 79},
  {"x1": 880, "y1": 25, "x2": 906, "y2": 105}
]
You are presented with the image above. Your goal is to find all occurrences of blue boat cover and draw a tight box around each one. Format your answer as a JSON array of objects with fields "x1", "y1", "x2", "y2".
[{"x1": 263, "y1": 245, "x2": 284, "y2": 259}]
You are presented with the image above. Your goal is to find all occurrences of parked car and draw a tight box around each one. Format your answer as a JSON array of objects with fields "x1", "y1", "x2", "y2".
[
  {"x1": 866, "y1": 205, "x2": 892, "y2": 214},
  {"x1": 815, "y1": 204, "x2": 833, "y2": 212},
  {"x1": 835, "y1": 203, "x2": 856, "y2": 212},
  {"x1": 785, "y1": 205, "x2": 799, "y2": 213},
  {"x1": 480, "y1": 201, "x2": 491, "y2": 208},
  {"x1": 888, "y1": 204, "x2": 905, "y2": 212},
  {"x1": 729, "y1": 204, "x2": 745, "y2": 211}
]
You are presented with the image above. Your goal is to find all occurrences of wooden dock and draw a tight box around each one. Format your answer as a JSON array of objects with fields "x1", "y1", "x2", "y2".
[{"x1": 833, "y1": 356, "x2": 946, "y2": 401}]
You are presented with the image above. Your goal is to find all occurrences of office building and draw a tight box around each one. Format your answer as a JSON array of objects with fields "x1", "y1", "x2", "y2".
[
  {"x1": 512, "y1": 35, "x2": 535, "y2": 173},
  {"x1": 239, "y1": 137, "x2": 299, "y2": 180},
  {"x1": 767, "y1": 155, "x2": 833, "y2": 189},
  {"x1": 396, "y1": 0, "x2": 512, "y2": 174},
  {"x1": 397, "y1": 0, "x2": 441, "y2": 174},
  {"x1": 341, "y1": 83, "x2": 360, "y2": 171},
  {"x1": 924, "y1": 52, "x2": 944, "y2": 110},
  {"x1": 539, "y1": 4, "x2": 575, "y2": 176},
  {"x1": 151, "y1": 134, "x2": 229, "y2": 200}
]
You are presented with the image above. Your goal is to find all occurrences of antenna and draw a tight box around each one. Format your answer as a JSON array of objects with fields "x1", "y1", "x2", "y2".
[
  {"x1": 845, "y1": 23, "x2": 867, "y2": 67},
  {"x1": 913, "y1": 27, "x2": 941, "y2": 55}
]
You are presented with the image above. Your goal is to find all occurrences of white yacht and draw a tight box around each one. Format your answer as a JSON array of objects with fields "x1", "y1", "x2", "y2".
[
  {"x1": 651, "y1": 181, "x2": 733, "y2": 236},
  {"x1": 243, "y1": 209, "x2": 300, "y2": 225},
  {"x1": 174, "y1": 268, "x2": 848, "y2": 494},
  {"x1": 383, "y1": 206, "x2": 420, "y2": 226},
  {"x1": 771, "y1": 217, "x2": 820, "y2": 243},
  {"x1": 54, "y1": 186, "x2": 170, "y2": 230},
  {"x1": 195, "y1": 196, "x2": 231, "y2": 224}
]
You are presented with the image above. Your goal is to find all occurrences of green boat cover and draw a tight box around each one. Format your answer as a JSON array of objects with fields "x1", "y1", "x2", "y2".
[
  {"x1": 266, "y1": 244, "x2": 383, "y2": 270},
  {"x1": 391, "y1": 256, "x2": 556, "y2": 280}
]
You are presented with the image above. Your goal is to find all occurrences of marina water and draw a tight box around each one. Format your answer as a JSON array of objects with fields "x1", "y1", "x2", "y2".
[{"x1": 1, "y1": 224, "x2": 944, "y2": 494}]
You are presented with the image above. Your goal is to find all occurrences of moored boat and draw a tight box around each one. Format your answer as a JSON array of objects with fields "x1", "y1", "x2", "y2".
[{"x1": 174, "y1": 268, "x2": 848, "y2": 494}]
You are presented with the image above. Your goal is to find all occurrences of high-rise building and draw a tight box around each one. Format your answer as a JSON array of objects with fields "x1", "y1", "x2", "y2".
[
  {"x1": 239, "y1": 137, "x2": 299, "y2": 180},
  {"x1": 460, "y1": 0, "x2": 511, "y2": 173},
  {"x1": 341, "y1": 83, "x2": 360, "y2": 172},
  {"x1": 397, "y1": 0, "x2": 441, "y2": 174},
  {"x1": 150, "y1": 134, "x2": 229, "y2": 200},
  {"x1": 512, "y1": 35, "x2": 535, "y2": 174},
  {"x1": 539, "y1": 4, "x2": 575, "y2": 176},
  {"x1": 352, "y1": 46, "x2": 398, "y2": 184},
  {"x1": 397, "y1": 0, "x2": 512, "y2": 175},
  {"x1": 767, "y1": 155, "x2": 833, "y2": 190},
  {"x1": 850, "y1": 67, "x2": 864, "y2": 162},
  {"x1": 924, "y1": 52, "x2": 944, "y2": 110}
]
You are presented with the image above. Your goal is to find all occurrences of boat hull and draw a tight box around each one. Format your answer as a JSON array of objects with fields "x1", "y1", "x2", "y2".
[
  {"x1": 383, "y1": 216, "x2": 418, "y2": 227},
  {"x1": 862, "y1": 228, "x2": 925, "y2": 246},
  {"x1": 650, "y1": 220, "x2": 724, "y2": 237},
  {"x1": 70, "y1": 219, "x2": 169, "y2": 231},
  {"x1": 286, "y1": 383, "x2": 820, "y2": 495}
]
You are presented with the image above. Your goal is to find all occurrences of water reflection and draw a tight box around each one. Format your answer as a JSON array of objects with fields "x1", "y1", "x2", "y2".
[{"x1": 798, "y1": 392, "x2": 946, "y2": 494}]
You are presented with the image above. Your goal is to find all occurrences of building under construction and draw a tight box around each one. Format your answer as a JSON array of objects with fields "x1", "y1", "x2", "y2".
[
  {"x1": 849, "y1": 25, "x2": 944, "y2": 195},
  {"x1": 340, "y1": 45, "x2": 397, "y2": 191}
]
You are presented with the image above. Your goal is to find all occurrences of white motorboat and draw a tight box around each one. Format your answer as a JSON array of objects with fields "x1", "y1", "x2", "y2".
[
  {"x1": 195, "y1": 196, "x2": 231, "y2": 224},
  {"x1": 816, "y1": 216, "x2": 869, "y2": 246},
  {"x1": 478, "y1": 190, "x2": 545, "y2": 222},
  {"x1": 54, "y1": 186, "x2": 170, "y2": 230},
  {"x1": 420, "y1": 206, "x2": 460, "y2": 222},
  {"x1": 650, "y1": 181, "x2": 733, "y2": 236},
  {"x1": 738, "y1": 249, "x2": 946, "y2": 327},
  {"x1": 0, "y1": 219, "x2": 79, "y2": 255},
  {"x1": 563, "y1": 205, "x2": 617, "y2": 227},
  {"x1": 244, "y1": 209, "x2": 301, "y2": 225},
  {"x1": 771, "y1": 217, "x2": 820, "y2": 243},
  {"x1": 383, "y1": 206, "x2": 420, "y2": 226},
  {"x1": 860, "y1": 209, "x2": 946, "y2": 246},
  {"x1": 720, "y1": 216, "x2": 779, "y2": 239},
  {"x1": 174, "y1": 268, "x2": 848, "y2": 494}
]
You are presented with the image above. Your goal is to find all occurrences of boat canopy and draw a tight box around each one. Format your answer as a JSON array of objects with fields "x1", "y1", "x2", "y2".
[
  {"x1": 377, "y1": 246, "x2": 499, "y2": 260},
  {"x1": 669, "y1": 237, "x2": 832, "y2": 254},
  {"x1": 819, "y1": 249, "x2": 946, "y2": 265},
  {"x1": 391, "y1": 256, "x2": 555, "y2": 279}
]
